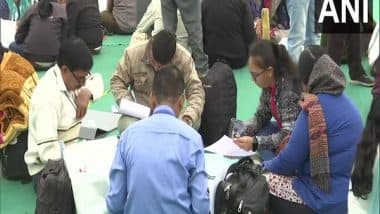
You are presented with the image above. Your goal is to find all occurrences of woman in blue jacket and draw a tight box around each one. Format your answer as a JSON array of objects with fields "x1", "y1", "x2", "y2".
[{"x1": 262, "y1": 46, "x2": 363, "y2": 213}]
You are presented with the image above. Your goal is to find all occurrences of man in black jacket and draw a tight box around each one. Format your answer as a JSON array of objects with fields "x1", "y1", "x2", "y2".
[{"x1": 202, "y1": 0, "x2": 256, "y2": 69}]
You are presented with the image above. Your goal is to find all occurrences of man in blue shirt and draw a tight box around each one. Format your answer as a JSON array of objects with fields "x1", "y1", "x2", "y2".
[{"x1": 106, "y1": 65, "x2": 210, "y2": 214}]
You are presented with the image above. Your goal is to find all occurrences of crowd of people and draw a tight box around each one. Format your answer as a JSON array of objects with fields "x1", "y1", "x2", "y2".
[{"x1": 0, "y1": 0, "x2": 379, "y2": 214}]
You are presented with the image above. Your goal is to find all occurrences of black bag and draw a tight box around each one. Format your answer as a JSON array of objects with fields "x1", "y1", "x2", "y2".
[
  {"x1": 35, "y1": 159, "x2": 76, "y2": 214},
  {"x1": 214, "y1": 157, "x2": 269, "y2": 214},
  {"x1": 0, "y1": 130, "x2": 31, "y2": 182},
  {"x1": 199, "y1": 61, "x2": 237, "y2": 146}
]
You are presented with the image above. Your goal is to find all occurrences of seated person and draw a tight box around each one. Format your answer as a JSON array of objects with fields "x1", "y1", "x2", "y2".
[
  {"x1": 234, "y1": 40, "x2": 301, "y2": 161},
  {"x1": 130, "y1": 0, "x2": 188, "y2": 50},
  {"x1": 249, "y1": 0, "x2": 289, "y2": 41},
  {"x1": 24, "y1": 37, "x2": 104, "y2": 191},
  {"x1": 100, "y1": 0, "x2": 150, "y2": 34},
  {"x1": 106, "y1": 65, "x2": 209, "y2": 214},
  {"x1": 0, "y1": 0, "x2": 31, "y2": 20},
  {"x1": 350, "y1": 97, "x2": 379, "y2": 214},
  {"x1": 9, "y1": 0, "x2": 67, "y2": 70},
  {"x1": 64, "y1": 0, "x2": 103, "y2": 53},
  {"x1": 258, "y1": 46, "x2": 363, "y2": 213},
  {"x1": 202, "y1": 0, "x2": 255, "y2": 69},
  {"x1": 110, "y1": 30, "x2": 205, "y2": 132}
]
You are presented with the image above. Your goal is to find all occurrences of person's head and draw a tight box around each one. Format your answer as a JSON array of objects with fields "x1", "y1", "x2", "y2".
[
  {"x1": 351, "y1": 97, "x2": 380, "y2": 199},
  {"x1": 150, "y1": 65, "x2": 185, "y2": 116},
  {"x1": 298, "y1": 45, "x2": 327, "y2": 89},
  {"x1": 38, "y1": 0, "x2": 54, "y2": 19},
  {"x1": 150, "y1": 30, "x2": 176, "y2": 70},
  {"x1": 248, "y1": 40, "x2": 299, "y2": 89},
  {"x1": 298, "y1": 46, "x2": 346, "y2": 94},
  {"x1": 57, "y1": 37, "x2": 93, "y2": 91}
]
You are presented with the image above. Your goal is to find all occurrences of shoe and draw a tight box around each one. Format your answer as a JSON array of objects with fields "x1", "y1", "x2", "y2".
[{"x1": 350, "y1": 74, "x2": 375, "y2": 87}]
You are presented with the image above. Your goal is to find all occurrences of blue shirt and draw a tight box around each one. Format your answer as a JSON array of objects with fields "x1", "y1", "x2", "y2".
[
  {"x1": 264, "y1": 93, "x2": 363, "y2": 213},
  {"x1": 106, "y1": 105, "x2": 210, "y2": 214}
]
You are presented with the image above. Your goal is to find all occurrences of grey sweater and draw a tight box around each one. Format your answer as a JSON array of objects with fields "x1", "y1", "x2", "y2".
[{"x1": 15, "y1": 3, "x2": 67, "y2": 62}]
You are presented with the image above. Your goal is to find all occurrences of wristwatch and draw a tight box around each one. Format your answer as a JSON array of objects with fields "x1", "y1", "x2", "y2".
[{"x1": 252, "y1": 136, "x2": 258, "y2": 151}]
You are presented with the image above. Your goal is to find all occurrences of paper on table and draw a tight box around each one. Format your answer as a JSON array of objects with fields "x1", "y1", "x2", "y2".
[
  {"x1": 205, "y1": 135, "x2": 255, "y2": 157},
  {"x1": 0, "y1": 19, "x2": 17, "y2": 48},
  {"x1": 115, "y1": 98, "x2": 150, "y2": 119}
]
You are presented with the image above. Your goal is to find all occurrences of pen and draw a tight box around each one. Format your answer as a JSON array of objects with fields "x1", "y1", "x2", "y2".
[{"x1": 130, "y1": 89, "x2": 137, "y2": 102}]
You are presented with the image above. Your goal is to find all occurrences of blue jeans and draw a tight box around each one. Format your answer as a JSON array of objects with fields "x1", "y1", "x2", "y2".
[
  {"x1": 286, "y1": 0, "x2": 320, "y2": 63},
  {"x1": 9, "y1": 42, "x2": 24, "y2": 55},
  {"x1": 256, "y1": 122, "x2": 280, "y2": 161}
]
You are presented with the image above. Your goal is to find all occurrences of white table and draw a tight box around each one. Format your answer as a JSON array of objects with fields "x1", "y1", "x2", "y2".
[{"x1": 64, "y1": 136, "x2": 237, "y2": 214}]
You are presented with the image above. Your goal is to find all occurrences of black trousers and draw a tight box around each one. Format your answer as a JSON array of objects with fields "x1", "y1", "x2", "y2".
[{"x1": 269, "y1": 194, "x2": 314, "y2": 214}]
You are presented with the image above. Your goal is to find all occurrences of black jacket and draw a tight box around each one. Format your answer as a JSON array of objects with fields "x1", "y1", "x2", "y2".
[
  {"x1": 202, "y1": 0, "x2": 256, "y2": 69},
  {"x1": 66, "y1": 0, "x2": 102, "y2": 49}
]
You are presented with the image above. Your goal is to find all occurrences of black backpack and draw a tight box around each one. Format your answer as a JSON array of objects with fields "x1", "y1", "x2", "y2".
[
  {"x1": 35, "y1": 159, "x2": 76, "y2": 214},
  {"x1": 214, "y1": 157, "x2": 269, "y2": 214},
  {"x1": 199, "y1": 61, "x2": 237, "y2": 146},
  {"x1": 0, "y1": 130, "x2": 31, "y2": 183}
]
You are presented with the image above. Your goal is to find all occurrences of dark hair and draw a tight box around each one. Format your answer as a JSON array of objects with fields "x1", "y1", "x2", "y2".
[
  {"x1": 152, "y1": 30, "x2": 176, "y2": 65},
  {"x1": 351, "y1": 97, "x2": 380, "y2": 199},
  {"x1": 298, "y1": 45, "x2": 327, "y2": 85},
  {"x1": 153, "y1": 65, "x2": 185, "y2": 104},
  {"x1": 249, "y1": 40, "x2": 301, "y2": 91},
  {"x1": 57, "y1": 37, "x2": 93, "y2": 71},
  {"x1": 38, "y1": 0, "x2": 54, "y2": 19}
]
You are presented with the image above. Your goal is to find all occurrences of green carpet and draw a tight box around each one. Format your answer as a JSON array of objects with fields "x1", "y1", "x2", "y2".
[{"x1": 0, "y1": 34, "x2": 373, "y2": 213}]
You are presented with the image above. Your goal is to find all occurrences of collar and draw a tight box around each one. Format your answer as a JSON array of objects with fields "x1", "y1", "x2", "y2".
[
  {"x1": 52, "y1": 64, "x2": 69, "y2": 92},
  {"x1": 153, "y1": 105, "x2": 176, "y2": 117}
]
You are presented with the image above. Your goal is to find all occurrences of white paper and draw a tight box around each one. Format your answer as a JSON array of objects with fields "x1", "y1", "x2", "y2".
[
  {"x1": 0, "y1": 19, "x2": 17, "y2": 48},
  {"x1": 205, "y1": 135, "x2": 255, "y2": 157},
  {"x1": 117, "y1": 98, "x2": 150, "y2": 119},
  {"x1": 98, "y1": 0, "x2": 107, "y2": 12}
]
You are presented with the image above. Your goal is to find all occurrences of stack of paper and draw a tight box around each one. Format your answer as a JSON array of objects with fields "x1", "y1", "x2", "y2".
[
  {"x1": 113, "y1": 98, "x2": 150, "y2": 119},
  {"x1": 0, "y1": 19, "x2": 17, "y2": 48},
  {"x1": 205, "y1": 135, "x2": 255, "y2": 157}
]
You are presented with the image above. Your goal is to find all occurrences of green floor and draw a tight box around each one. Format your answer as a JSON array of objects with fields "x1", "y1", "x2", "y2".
[{"x1": 0, "y1": 35, "x2": 374, "y2": 213}]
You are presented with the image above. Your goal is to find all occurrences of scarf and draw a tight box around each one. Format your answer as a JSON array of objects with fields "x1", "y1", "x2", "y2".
[{"x1": 300, "y1": 93, "x2": 330, "y2": 192}]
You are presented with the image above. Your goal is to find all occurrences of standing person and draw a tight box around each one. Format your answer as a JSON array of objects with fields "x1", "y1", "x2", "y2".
[
  {"x1": 323, "y1": 1, "x2": 374, "y2": 87},
  {"x1": 233, "y1": 40, "x2": 301, "y2": 161},
  {"x1": 286, "y1": 0, "x2": 320, "y2": 63},
  {"x1": 106, "y1": 65, "x2": 209, "y2": 214},
  {"x1": 202, "y1": 0, "x2": 255, "y2": 69},
  {"x1": 130, "y1": 0, "x2": 188, "y2": 50},
  {"x1": 110, "y1": 30, "x2": 205, "y2": 133},
  {"x1": 369, "y1": 24, "x2": 379, "y2": 95},
  {"x1": 161, "y1": 0, "x2": 209, "y2": 75},
  {"x1": 9, "y1": 0, "x2": 67, "y2": 69},
  {"x1": 326, "y1": 33, "x2": 375, "y2": 87},
  {"x1": 64, "y1": 0, "x2": 103, "y2": 53},
  {"x1": 24, "y1": 38, "x2": 104, "y2": 191}
]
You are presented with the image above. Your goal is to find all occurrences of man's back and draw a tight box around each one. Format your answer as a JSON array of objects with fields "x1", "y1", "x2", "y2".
[{"x1": 107, "y1": 106, "x2": 209, "y2": 214}]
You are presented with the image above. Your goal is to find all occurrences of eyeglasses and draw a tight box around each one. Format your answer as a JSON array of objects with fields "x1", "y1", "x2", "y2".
[
  {"x1": 250, "y1": 68, "x2": 268, "y2": 81},
  {"x1": 71, "y1": 71, "x2": 92, "y2": 86}
]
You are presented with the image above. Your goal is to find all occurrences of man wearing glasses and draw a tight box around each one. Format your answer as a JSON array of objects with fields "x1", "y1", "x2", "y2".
[{"x1": 24, "y1": 38, "x2": 104, "y2": 191}]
